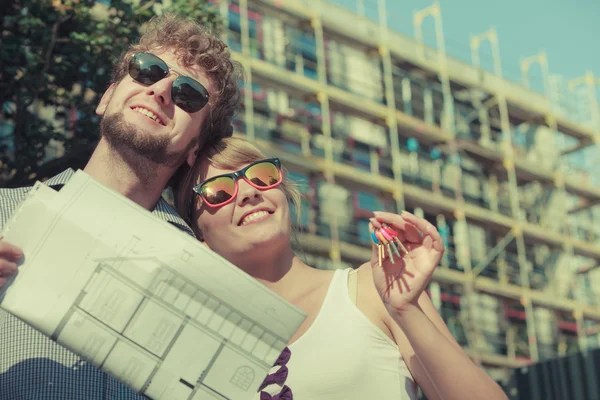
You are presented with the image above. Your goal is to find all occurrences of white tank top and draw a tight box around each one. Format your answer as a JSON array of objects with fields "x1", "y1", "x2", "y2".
[{"x1": 256, "y1": 268, "x2": 418, "y2": 399}]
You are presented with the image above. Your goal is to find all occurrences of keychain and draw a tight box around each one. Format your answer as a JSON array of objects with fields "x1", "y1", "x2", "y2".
[
  {"x1": 371, "y1": 223, "x2": 408, "y2": 267},
  {"x1": 381, "y1": 223, "x2": 409, "y2": 255}
]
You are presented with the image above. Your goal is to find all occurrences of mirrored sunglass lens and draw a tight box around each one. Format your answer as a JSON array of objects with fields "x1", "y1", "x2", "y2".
[
  {"x1": 172, "y1": 76, "x2": 209, "y2": 113},
  {"x1": 129, "y1": 53, "x2": 168, "y2": 85},
  {"x1": 201, "y1": 176, "x2": 236, "y2": 205},
  {"x1": 245, "y1": 162, "x2": 280, "y2": 187}
]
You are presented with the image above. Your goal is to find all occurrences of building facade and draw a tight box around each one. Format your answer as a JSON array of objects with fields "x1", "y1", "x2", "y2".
[{"x1": 219, "y1": 0, "x2": 600, "y2": 392}]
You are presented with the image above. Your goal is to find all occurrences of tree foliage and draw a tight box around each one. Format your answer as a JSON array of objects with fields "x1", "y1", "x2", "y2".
[{"x1": 0, "y1": 0, "x2": 222, "y2": 186}]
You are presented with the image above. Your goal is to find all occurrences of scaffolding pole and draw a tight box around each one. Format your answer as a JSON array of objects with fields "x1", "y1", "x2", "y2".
[
  {"x1": 521, "y1": 51, "x2": 551, "y2": 97},
  {"x1": 516, "y1": 228, "x2": 540, "y2": 362},
  {"x1": 455, "y1": 210, "x2": 483, "y2": 363},
  {"x1": 312, "y1": 15, "x2": 341, "y2": 263},
  {"x1": 568, "y1": 72, "x2": 600, "y2": 194},
  {"x1": 219, "y1": 0, "x2": 230, "y2": 44},
  {"x1": 471, "y1": 26, "x2": 542, "y2": 362},
  {"x1": 414, "y1": 2, "x2": 486, "y2": 363},
  {"x1": 470, "y1": 27, "x2": 502, "y2": 147},
  {"x1": 378, "y1": 0, "x2": 406, "y2": 213},
  {"x1": 239, "y1": 0, "x2": 256, "y2": 141},
  {"x1": 568, "y1": 71, "x2": 600, "y2": 132},
  {"x1": 414, "y1": 1, "x2": 456, "y2": 134},
  {"x1": 472, "y1": 229, "x2": 516, "y2": 278},
  {"x1": 575, "y1": 308, "x2": 588, "y2": 353}
]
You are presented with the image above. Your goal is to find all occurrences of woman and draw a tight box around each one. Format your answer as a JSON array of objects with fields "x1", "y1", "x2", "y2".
[{"x1": 175, "y1": 137, "x2": 507, "y2": 400}]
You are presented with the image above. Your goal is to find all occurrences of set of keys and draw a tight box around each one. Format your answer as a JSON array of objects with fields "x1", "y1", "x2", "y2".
[{"x1": 371, "y1": 223, "x2": 409, "y2": 268}]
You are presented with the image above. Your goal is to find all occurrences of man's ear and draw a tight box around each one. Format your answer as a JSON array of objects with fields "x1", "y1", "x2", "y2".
[
  {"x1": 96, "y1": 84, "x2": 116, "y2": 115},
  {"x1": 186, "y1": 143, "x2": 201, "y2": 167}
]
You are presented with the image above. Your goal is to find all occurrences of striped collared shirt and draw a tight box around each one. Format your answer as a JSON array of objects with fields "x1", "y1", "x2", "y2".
[{"x1": 0, "y1": 169, "x2": 195, "y2": 399}]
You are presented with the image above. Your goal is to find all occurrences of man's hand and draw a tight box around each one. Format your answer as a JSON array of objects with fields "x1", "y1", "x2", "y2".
[{"x1": 0, "y1": 238, "x2": 23, "y2": 290}]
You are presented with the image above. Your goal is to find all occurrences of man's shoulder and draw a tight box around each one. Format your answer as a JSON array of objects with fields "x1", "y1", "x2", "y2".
[
  {"x1": 0, "y1": 182, "x2": 195, "y2": 237},
  {"x1": 0, "y1": 168, "x2": 195, "y2": 237},
  {"x1": 0, "y1": 185, "x2": 33, "y2": 197},
  {"x1": 0, "y1": 185, "x2": 34, "y2": 228},
  {"x1": 154, "y1": 197, "x2": 196, "y2": 237},
  {"x1": 0, "y1": 169, "x2": 75, "y2": 229}
]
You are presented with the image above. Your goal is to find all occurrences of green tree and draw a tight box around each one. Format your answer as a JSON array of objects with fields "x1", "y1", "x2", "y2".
[{"x1": 0, "y1": 0, "x2": 223, "y2": 186}]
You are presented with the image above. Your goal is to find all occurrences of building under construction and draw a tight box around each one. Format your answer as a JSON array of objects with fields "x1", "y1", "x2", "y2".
[{"x1": 218, "y1": 0, "x2": 600, "y2": 390}]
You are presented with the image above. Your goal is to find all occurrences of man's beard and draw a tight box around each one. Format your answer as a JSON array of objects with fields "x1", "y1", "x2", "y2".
[{"x1": 100, "y1": 112, "x2": 196, "y2": 167}]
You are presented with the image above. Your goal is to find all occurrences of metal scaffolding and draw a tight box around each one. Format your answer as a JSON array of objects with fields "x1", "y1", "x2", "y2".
[{"x1": 222, "y1": 0, "x2": 600, "y2": 385}]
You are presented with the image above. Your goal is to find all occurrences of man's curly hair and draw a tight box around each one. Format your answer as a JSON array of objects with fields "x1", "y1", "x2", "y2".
[{"x1": 111, "y1": 14, "x2": 243, "y2": 146}]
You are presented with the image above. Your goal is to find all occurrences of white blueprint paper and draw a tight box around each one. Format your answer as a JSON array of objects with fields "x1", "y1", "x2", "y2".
[{"x1": 1, "y1": 171, "x2": 305, "y2": 400}]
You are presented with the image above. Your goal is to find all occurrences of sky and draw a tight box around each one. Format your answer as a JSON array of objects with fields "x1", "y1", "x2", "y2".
[{"x1": 330, "y1": 0, "x2": 600, "y2": 96}]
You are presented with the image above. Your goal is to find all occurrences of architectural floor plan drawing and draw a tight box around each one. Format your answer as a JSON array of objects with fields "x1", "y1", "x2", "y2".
[{"x1": 1, "y1": 171, "x2": 306, "y2": 400}]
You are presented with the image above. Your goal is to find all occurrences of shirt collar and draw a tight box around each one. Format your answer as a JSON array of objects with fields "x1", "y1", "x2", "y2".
[
  {"x1": 153, "y1": 197, "x2": 195, "y2": 237},
  {"x1": 44, "y1": 169, "x2": 195, "y2": 237},
  {"x1": 44, "y1": 168, "x2": 76, "y2": 187}
]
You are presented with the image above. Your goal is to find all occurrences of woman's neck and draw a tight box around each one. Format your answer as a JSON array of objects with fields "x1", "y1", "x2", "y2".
[{"x1": 230, "y1": 245, "x2": 313, "y2": 299}]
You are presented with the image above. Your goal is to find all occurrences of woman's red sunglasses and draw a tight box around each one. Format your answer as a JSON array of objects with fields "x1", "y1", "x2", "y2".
[{"x1": 193, "y1": 158, "x2": 283, "y2": 207}]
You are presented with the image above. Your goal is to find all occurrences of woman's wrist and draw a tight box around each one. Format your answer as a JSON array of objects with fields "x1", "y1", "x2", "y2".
[{"x1": 387, "y1": 300, "x2": 423, "y2": 325}]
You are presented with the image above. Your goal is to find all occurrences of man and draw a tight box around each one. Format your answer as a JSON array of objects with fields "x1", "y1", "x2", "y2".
[{"x1": 0, "y1": 14, "x2": 241, "y2": 399}]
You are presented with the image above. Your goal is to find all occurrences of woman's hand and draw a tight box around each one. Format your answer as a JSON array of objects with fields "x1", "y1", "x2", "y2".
[{"x1": 369, "y1": 211, "x2": 444, "y2": 313}]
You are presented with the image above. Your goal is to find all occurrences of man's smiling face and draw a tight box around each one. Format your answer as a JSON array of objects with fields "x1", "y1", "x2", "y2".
[{"x1": 96, "y1": 50, "x2": 213, "y2": 166}]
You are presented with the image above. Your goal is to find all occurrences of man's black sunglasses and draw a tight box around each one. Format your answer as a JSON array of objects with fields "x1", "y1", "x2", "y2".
[{"x1": 128, "y1": 52, "x2": 210, "y2": 114}]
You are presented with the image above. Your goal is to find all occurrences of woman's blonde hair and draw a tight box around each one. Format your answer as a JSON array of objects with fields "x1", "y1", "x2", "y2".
[{"x1": 174, "y1": 137, "x2": 302, "y2": 238}]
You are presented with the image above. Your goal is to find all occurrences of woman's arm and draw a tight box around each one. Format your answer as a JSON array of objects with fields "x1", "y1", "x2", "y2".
[
  {"x1": 416, "y1": 291, "x2": 465, "y2": 353},
  {"x1": 358, "y1": 265, "x2": 503, "y2": 400},
  {"x1": 357, "y1": 264, "x2": 443, "y2": 400},
  {"x1": 387, "y1": 296, "x2": 507, "y2": 400},
  {"x1": 367, "y1": 211, "x2": 507, "y2": 400}
]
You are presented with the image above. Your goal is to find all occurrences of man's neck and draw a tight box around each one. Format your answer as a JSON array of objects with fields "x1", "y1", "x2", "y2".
[{"x1": 83, "y1": 140, "x2": 174, "y2": 210}]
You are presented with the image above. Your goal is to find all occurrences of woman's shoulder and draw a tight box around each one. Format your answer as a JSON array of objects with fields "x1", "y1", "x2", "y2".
[
  {"x1": 295, "y1": 266, "x2": 336, "y2": 296},
  {"x1": 305, "y1": 265, "x2": 337, "y2": 280},
  {"x1": 343, "y1": 263, "x2": 383, "y2": 311},
  {"x1": 354, "y1": 262, "x2": 376, "y2": 284}
]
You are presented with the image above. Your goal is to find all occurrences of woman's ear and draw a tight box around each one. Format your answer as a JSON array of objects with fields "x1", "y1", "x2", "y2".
[
  {"x1": 192, "y1": 225, "x2": 207, "y2": 246},
  {"x1": 198, "y1": 232, "x2": 212, "y2": 250}
]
